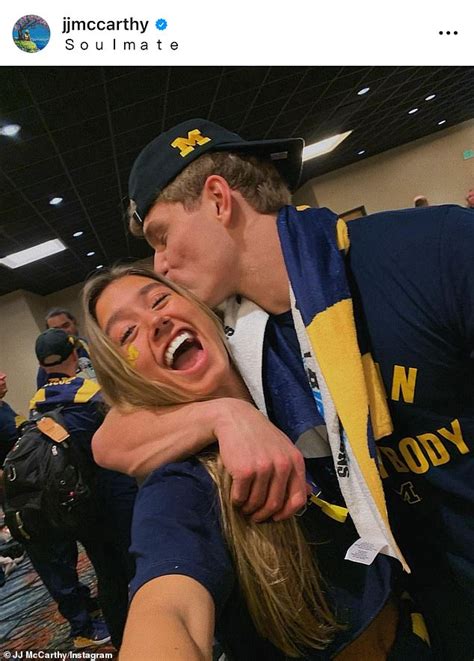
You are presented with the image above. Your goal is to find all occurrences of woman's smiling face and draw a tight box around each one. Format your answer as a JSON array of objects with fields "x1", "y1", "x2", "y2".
[{"x1": 95, "y1": 275, "x2": 232, "y2": 399}]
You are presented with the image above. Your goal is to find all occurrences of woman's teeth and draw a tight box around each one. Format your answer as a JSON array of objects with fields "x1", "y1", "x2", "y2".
[{"x1": 165, "y1": 331, "x2": 193, "y2": 368}]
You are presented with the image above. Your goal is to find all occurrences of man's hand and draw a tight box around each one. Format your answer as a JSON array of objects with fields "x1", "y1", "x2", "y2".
[
  {"x1": 213, "y1": 399, "x2": 307, "y2": 522},
  {"x1": 92, "y1": 398, "x2": 307, "y2": 522}
]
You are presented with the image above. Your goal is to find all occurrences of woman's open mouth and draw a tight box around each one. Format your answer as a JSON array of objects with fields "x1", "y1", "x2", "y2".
[{"x1": 164, "y1": 331, "x2": 204, "y2": 371}]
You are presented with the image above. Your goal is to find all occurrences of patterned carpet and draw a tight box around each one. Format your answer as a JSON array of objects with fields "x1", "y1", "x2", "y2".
[{"x1": 0, "y1": 544, "x2": 117, "y2": 656}]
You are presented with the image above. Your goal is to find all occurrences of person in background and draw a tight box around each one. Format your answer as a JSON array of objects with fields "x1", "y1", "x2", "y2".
[
  {"x1": 0, "y1": 372, "x2": 26, "y2": 467},
  {"x1": 465, "y1": 188, "x2": 474, "y2": 209},
  {"x1": 27, "y1": 329, "x2": 136, "y2": 649},
  {"x1": 0, "y1": 372, "x2": 26, "y2": 587},
  {"x1": 413, "y1": 195, "x2": 429, "y2": 207},
  {"x1": 37, "y1": 308, "x2": 95, "y2": 387}
]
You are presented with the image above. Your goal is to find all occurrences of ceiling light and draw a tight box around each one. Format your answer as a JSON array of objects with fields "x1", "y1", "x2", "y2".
[
  {"x1": 438, "y1": 119, "x2": 446, "y2": 125},
  {"x1": 357, "y1": 150, "x2": 366, "y2": 155},
  {"x1": 49, "y1": 197, "x2": 63, "y2": 206},
  {"x1": 96, "y1": 264, "x2": 104, "y2": 269},
  {"x1": 73, "y1": 231, "x2": 84, "y2": 238},
  {"x1": 0, "y1": 124, "x2": 21, "y2": 137},
  {"x1": 87, "y1": 251, "x2": 96, "y2": 257},
  {"x1": 425, "y1": 94, "x2": 436, "y2": 101},
  {"x1": 357, "y1": 87, "x2": 370, "y2": 95},
  {"x1": 0, "y1": 239, "x2": 66, "y2": 269},
  {"x1": 408, "y1": 108, "x2": 419, "y2": 115},
  {"x1": 302, "y1": 131, "x2": 353, "y2": 161}
]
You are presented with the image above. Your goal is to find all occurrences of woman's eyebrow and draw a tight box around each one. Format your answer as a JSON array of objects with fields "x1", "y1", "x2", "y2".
[
  {"x1": 104, "y1": 309, "x2": 129, "y2": 337},
  {"x1": 137, "y1": 282, "x2": 163, "y2": 299}
]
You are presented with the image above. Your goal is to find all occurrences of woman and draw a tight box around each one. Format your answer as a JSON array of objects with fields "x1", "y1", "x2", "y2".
[{"x1": 83, "y1": 266, "x2": 429, "y2": 660}]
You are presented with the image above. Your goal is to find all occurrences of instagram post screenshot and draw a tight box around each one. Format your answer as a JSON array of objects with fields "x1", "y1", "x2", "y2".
[{"x1": 0, "y1": 2, "x2": 472, "y2": 660}]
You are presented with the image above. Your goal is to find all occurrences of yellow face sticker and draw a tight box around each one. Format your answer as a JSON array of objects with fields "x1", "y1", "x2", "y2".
[{"x1": 126, "y1": 344, "x2": 140, "y2": 367}]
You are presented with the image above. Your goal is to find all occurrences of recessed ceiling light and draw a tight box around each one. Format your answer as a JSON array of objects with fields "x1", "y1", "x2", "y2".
[
  {"x1": 425, "y1": 94, "x2": 436, "y2": 101},
  {"x1": 438, "y1": 119, "x2": 447, "y2": 125},
  {"x1": 357, "y1": 87, "x2": 370, "y2": 96},
  {"x1": 357, "y1": 150, "x2": 366, "y2": 156},
  {"x1": 96, "y1": 264, "x2": 104, "y2": 269},
  {"x1": 302, "y1": 131, "x2": 353, "y2": 161},
  {"x1": 0, "y1": 239, "x2": 66, "y2": 269},
  {"x1": 73, "y1": 231, "x2": 84, "y2": 238},
  {"x1": 0, "y1": 124, "x2": 21, "y2": 137},
  {"x1": 49, "y1": 197, "x2": 63, "y2": 206},
  {"x1": 87, "y1": 251, "x2": 96, "y2": 257},
  {"x1": 408, "y1": 108, "x2": 419, "y2": 115}
]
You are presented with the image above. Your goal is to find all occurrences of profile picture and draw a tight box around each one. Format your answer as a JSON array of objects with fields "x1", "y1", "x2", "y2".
[{"x1": 12, "y1": 15, "x2": 50, "y2": 53}]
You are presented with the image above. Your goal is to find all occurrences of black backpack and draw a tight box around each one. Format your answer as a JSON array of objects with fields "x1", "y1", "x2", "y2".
[{"x1": 2, "y1": 408, "x2": 98, "y2": 543}]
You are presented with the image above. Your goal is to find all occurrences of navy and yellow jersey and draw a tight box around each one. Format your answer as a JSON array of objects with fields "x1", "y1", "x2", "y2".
[
  {"x1": 36, "y1": 337, "x2": 96, "y2": 389},
  {"x1": 29, "y1": 373, "x2": 103, "y2": 437},
  {"x1": 343, "y1": 204, "x2": 474, "y2": 657},
  {"x1": 0, "y1": 401, "x2": 26, "y2": 464}
]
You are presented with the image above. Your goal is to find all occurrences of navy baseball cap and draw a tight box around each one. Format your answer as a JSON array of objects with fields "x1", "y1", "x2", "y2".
[
  {"x1": 128, "y1": 118, "x2": 304, "y2": 225},
  {"x1": 35, "y1": 329, "x2": 76, "y2": 367}
]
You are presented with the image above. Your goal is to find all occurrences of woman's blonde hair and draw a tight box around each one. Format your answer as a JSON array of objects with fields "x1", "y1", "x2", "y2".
[
  {"x1": 82, "y1": 265, "x2": 339, "y2": 656},
  {"x1": 129, "y1": 151, "x2": 292, "y2": 237}
]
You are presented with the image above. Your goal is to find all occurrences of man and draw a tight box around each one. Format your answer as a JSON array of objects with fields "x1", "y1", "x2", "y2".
[
  {"x1": 0, "y1": 371, "x2": 26, "y2": 465},
  {"x1": 28, "y1": 329, "x2": 136, "y2": 649},
  {"x1": 37, "y1": 308, "x2": 95, "y2": 387},
  {"x1": 413, "y1": 195, "x2": 429, "y2": 207},
  {"x1": 93, "y1": 119, "x2": 474, "y2": 660},
  {"x1": 0, "y1": 372, "x2": 26, "y2": 587},
  {"x1": 466, "y1": 188, "x2": 474, "y2": 209}
]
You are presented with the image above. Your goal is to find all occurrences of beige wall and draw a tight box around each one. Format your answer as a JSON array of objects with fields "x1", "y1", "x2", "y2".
[
  {"x1": 0, "y1": 291, "x2": 44, "y2": 415},
  {"x1": 294, "y1": 119, "x2": 474, "y2": 214},
  {"x1": 0, "y1": 259, "x2": 152, "y2": 416}
]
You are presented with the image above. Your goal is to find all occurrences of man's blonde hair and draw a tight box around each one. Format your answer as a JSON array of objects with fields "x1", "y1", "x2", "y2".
[{"x1": 129, "y1": 151, "x2": 291, "y2": 237}]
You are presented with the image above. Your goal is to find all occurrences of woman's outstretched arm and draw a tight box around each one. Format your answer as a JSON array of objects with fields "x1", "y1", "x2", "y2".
[{"x1": 120, "y1": 575, "x2": 215, "y2": 661}]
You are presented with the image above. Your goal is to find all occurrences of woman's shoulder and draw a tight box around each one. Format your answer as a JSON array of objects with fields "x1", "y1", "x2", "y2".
[
  {"x1": 130, "y1": 455, "x2": 235, "y2": 614},
  {"x1": 136, "y1": 456, "x2": 220, "y2": 530}
]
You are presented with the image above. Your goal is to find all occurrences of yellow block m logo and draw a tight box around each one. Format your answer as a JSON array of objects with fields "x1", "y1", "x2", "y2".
[{"x1": 171, "y1": 129, "x2": 211, "y2": 158}]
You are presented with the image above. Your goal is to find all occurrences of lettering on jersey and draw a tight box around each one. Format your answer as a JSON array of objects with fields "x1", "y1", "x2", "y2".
[
  {"x1": 391, "y1": 365, "x2": 418, "y2": 403},
  {"x1": 171, "y1": 129, "x2": 211, "y2": 157},
  {"x1": 395, "y1": 481, "x2": 422, "y2": 504},
  {"x1": 337, "y1": 438, "x2": 349, "y2": 478},
  {"x1": 378, "y1": 419, "x2": 469, "y2": 481},
  {"x1": 224, "y1": 325, "x2": 235, "y2": 337},
  {"x1": 44, "y1": 377, "x2": 74, "y2": 386}
]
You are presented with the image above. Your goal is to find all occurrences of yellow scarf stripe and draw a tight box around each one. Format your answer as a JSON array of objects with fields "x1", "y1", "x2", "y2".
[{"x1": 305, "y1": 299, "x2": 390, "y2": 526}]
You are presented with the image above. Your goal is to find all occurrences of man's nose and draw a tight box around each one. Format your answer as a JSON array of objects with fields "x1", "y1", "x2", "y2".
[{"x1": 153, "y1": 251, "x2": 168, "y2": 277}]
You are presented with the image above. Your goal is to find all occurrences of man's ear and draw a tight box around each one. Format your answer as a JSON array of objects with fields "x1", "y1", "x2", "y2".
[{"x1": 202, "y1": 175, "x2": 233, "y2": 226}]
